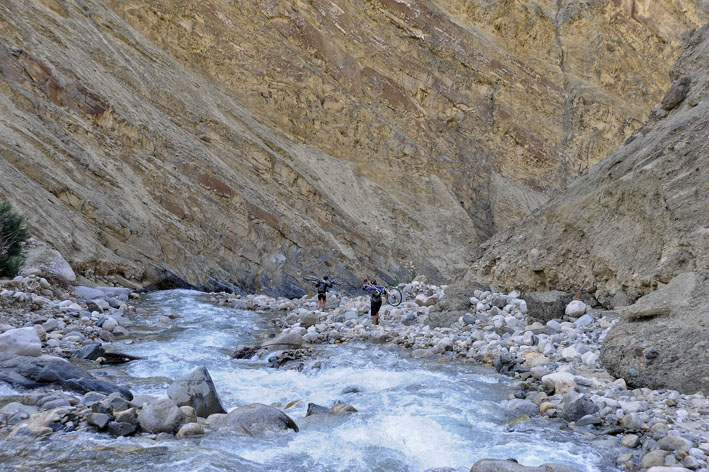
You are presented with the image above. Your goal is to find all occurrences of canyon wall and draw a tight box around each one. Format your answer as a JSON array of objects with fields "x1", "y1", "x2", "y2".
[
  {"x1": 0, "y1": 0, "x2": 704, "y2": 293},
  {"x1": 469, "y1": 23, "x2": 709, "y2": 307}
]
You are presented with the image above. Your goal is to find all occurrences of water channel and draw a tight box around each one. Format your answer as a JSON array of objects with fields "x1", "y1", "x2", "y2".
[{"x1": 0, "y1": 290, "x2": 620, "y2": 471}]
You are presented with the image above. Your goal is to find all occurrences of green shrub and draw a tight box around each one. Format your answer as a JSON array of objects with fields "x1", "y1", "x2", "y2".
[{"x1": 0, "y1": 200, "x2": 29, "y2": 277}]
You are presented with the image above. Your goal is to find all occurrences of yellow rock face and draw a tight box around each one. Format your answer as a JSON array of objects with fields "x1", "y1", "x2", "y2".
[{"x1": 0, "y1": 0, "x2": 703, "y2": 291}]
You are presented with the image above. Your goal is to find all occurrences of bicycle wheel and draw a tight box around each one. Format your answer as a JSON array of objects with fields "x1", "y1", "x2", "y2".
[
  {"x1": 386, "y1": 288, "x2": 403, "y2": 306},
  {"x1": 330, "y1": 278, "x2": 342, "y2": 285},
  {"x1": 302, "y1": 275, "x2": 319, "y2": 282}
]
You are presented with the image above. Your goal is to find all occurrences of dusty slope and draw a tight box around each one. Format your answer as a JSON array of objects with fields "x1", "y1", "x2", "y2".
[
  {"x1": 469, "y1": 23, "x2": 709, "y2": 307},
  {"x1": 0, "y1": 0, "x2": 704, "y2": 293}
]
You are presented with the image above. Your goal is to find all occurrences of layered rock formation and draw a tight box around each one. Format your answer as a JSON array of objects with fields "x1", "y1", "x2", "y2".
[
  {"x1": 470, "y1": 22, "x2": 709, "y2": 306},
  {"x1": 0, "y1": 0, "x2": 704, "y2": 293},
  {"x1": 601, "y1": 271, "x2": 709, "y2": 395}
]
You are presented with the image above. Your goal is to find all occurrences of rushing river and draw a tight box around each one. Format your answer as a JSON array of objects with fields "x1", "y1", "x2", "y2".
[{"x1": 1, "y1": 290, "x2": 621, "y2": 471}]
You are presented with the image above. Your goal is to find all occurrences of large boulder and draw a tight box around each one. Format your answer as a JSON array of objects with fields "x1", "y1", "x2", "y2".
[
  {"x1": 210, "y1": 403, "x2": 298, "y2": 434},
  {"x1": 18, "y1": 240, "x2": 75, "y2": 284},
  {"x1": 601, "y1": 271, "x2": 709, "y2": 395},
  {"x1": 0, "y1": 355, "x2": 132, "y2": 399},
  {"x1": 470, "y1": 459, "x2": 582, "y2": 472},
  {"x1": 0, "y1": 327, "x2": 41, "y2": 356},
  {"x1": 137, "y1": 398, "x2": 183, "y2": 433},
  {"x1": 167, "y1": 366, "x2": 226, "y2": 418},
  {"x1": 524, "y1": 291, "x2": 572, "y2": 322},
  {"x1": 261, "y1": 331, "x2": 303, "y2": 351}
]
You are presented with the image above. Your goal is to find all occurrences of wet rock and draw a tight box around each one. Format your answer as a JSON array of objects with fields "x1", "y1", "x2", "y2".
[
  {"x1": 9, "y1": 408, "x2": 69, "y2": 438},
  {"x1": 305, "y1": 402, "x2": 330, "y2": 417},
  {"x1": 575, "y1": 415, "x2": 601, "y2": 427},
  {"x1": 176, "y1": 422, "x2": 204, "y2": 438},
  {"x1": 470, "y1": 458, "x2": 582, "y2": 471},
  {"x1": 231, "y1": 345, "x2": 259, "y2": 359},
  {"x1": 87, "y1": 412, "x2": 111, "y2": 429},
  {"x1": 0, "y1": 355, "x2": 132, "y2": 399},
  {"x1": 167, "y1": 366, "x2": 226, "y2": 417},
  {"x1": 645, "y1": 467, "x2": 692, "y2": 472},
  {"x1": 101, "y1": 316, "x2": 118, "y2": 332},
  {"x1": 0, "y1": 327, "x2": 42, "y2": 356},
  {"x1": 106, "y1": 421, "x2": 136, "y2": 437},
  {"x1": 0, "y1": 402, "x2": 37, "y2": 421},
  {"x1": 74, "y1": 343, "x2": 105, "y2": 360},
  {"x1": 179, "y1": 406, "x2": 197, "y2": 425},
  {"x1": 210, "y1": 403, "x2": 298, "y2": 434},
  {"x1": 506, "y1": 399, "x2": 539, "y2": 417},
  {"x1": 137, "y1": 398, "x2": 183, "y2": 434},
  {"x1": 103, "y1": 392, "x2": 131, "y2": 413},
  {"x1": 261, "y1": 331, "x2": 303, "y2": 351},
  {"x1": 81, "y1": 392, "x2": 106, "y2": 406},
  {"x1": 330, "y1": 403, "x2": 357, "y2": 415},
  {"x1": 95, "y1": 286, "x2": 131, "y2": 300},
  {"x1": 115, "y1": 408, "x2": 138, "y2": 426}
]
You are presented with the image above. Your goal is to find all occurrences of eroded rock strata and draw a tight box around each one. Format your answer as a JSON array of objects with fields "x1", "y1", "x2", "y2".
[
  {"x1": 1, "y1": 1, "x2": 704, "y2": 293},
  {"x1": 469, "y1": 22, "x2": 709, "y2": 306}
]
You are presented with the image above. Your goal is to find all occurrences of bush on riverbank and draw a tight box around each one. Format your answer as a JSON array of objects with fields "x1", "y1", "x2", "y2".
[{"x1": 0, "y1": 200, "x2": 29, "y2": 277}]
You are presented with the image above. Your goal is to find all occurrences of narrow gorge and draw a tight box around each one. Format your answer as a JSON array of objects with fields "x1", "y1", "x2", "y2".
[{"x1": 1, "y1": 1, "x2": 708, "y2": 471}]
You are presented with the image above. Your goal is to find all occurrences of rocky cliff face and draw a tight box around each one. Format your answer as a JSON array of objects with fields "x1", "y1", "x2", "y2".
[
  {"x1": 0, "y1": 0, "x2": 704, "y2": 293},
  {"x1": 469, "y1": 22, "x2": 709, "y2": 307}
]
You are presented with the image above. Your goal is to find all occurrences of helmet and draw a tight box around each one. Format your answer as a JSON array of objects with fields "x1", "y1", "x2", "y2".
[
  {"x1": 323, "y1": 275, "x2": 329, "y2": 280},
  {"x1": 371, "y1": 279, "x2": 377, "y2": 285}
]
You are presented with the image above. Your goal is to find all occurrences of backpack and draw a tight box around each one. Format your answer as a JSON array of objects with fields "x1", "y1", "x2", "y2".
[
  {"x1": 371, "y1": 288, "x2": 382, "y2": 303},
  {"x1": 316, "y1": 280, "x2": 330, "y2": 293}
]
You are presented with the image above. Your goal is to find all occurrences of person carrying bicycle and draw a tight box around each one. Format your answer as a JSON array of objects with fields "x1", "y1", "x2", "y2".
[
  {"x1": 362, "y1": 279, "x2": 383, "y2": 325},
  {"x1": 315, "y1": 275, "x2": 333, "y2": 311}
]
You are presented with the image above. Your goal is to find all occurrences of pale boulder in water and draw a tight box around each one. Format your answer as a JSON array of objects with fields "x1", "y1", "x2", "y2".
[
  {"x1": 261, "y1": 331, "x2": 303, "y2": 351},
  {"x1": 137, "y1": 398, "x2": 183, "y2": 433},
  {"x1": 167, "y1": 366, "x2": 226, "y2": 417},
  {"x1": 210, "y1": 403, "x2": 298, "y2": 434}
]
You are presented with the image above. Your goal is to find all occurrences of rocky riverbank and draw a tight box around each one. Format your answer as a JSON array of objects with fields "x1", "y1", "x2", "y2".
[
  {"x1": 223, "y1": 281, "x2": 709, "y2": 472},
  {"x1": 1, "y1": 274, "x2": 708, "y2": 471}
]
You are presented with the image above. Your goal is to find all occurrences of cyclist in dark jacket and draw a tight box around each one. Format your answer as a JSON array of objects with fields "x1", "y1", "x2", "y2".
[
  {"x1": 315, "y1": 275, "x2": 333, "y2": 310},
  {"x1": 363, "y1": 279, "x2": 382, "y2": 325}
]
